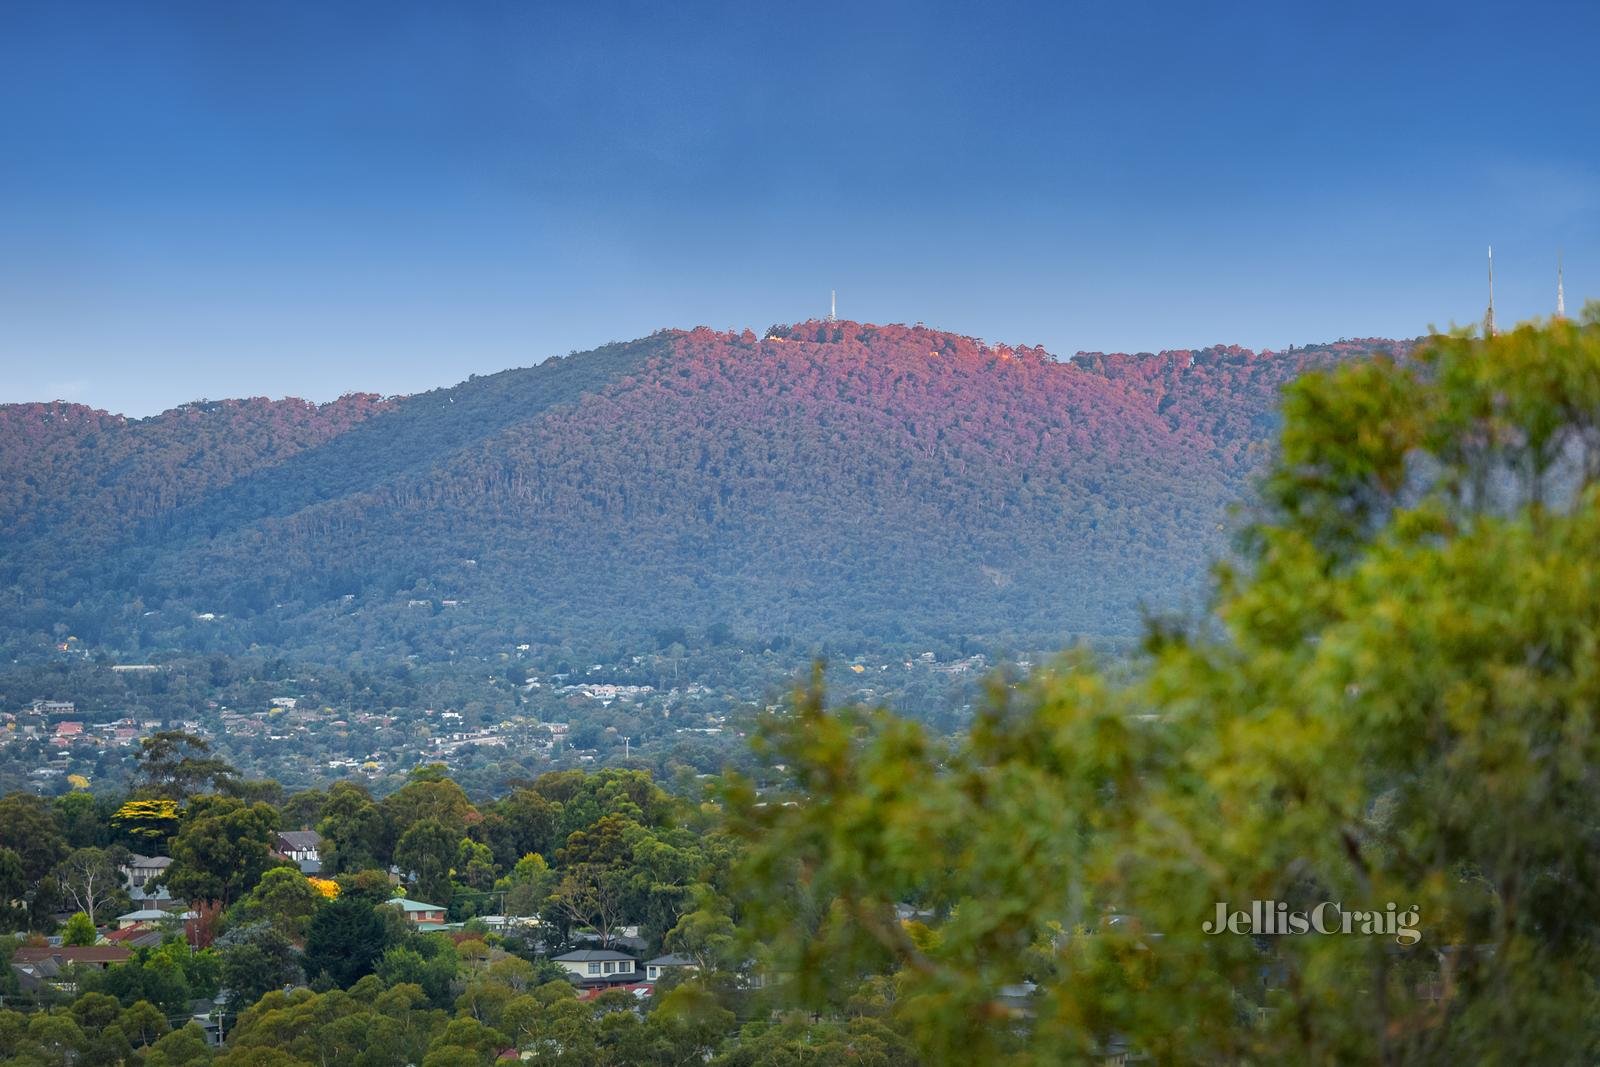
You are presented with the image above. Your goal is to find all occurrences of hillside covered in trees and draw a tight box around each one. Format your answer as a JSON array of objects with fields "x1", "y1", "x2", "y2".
[
  {"x1": 0, "y1": 322, "x2": 1414, "y2": 660},
  {"x1": 2, "y1": 318, "x2": 1594, "y2": 1065}
]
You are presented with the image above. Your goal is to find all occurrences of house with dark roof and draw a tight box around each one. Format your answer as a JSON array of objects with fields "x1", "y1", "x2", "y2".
[
  {"x1": 644, "y1": 953, "x2": 699, "y2": 981},
  {"x1": 121, "y1": 854, "x2": 172, "y2": 889},
  {"x1": 103, "y1": 925, "x2": 166, "y2": 950},
  {"x1": 572, "y1": 927, "x2": 648, "y2": 955},
  {"x1": 275, "y1": 830, "x2": 322, "y2": 873},
  {"x1": 551, "y1": 948, "x2": 640, "y2": 987},
  {"x1": 12, "y1": 944, "x2": 133, "y2": 993}
]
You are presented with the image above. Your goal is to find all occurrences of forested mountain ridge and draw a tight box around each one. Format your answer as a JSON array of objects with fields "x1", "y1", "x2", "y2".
[
  {"x1": 0, "y1": 322, "x2": 1416, "y2": 657},
  {"x1": 0, "y1": 394, "x2": 393, "y2": 541}
]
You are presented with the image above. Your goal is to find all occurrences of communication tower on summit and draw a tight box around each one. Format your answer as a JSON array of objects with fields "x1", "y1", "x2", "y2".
[
  {"x1": 1557, "y1": 254, "x2": 1566, "y2": 319},
  {"x1": 1484, "y1": 246, "x2": 1496, "y2": 337},
  {"x1": 828, "y1": 289, "x2": 837, "y2": 323}
]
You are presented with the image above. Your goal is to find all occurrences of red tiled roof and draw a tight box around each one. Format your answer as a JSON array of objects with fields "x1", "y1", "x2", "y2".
[
  {"x1": 13, "y1": 945, "x2": 131, "y2": 965},
  {"x1": 576, "y1": 982, "x2": 653, "y2": 1001}
]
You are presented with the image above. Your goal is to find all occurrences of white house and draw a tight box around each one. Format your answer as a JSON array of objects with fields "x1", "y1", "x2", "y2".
[
  {"x1": 275, "y1": 830, "x2": 322, "y2": 873},
  {"x1": 644, "y1": 953, "x2": 699, "y2": 981},
  {"x1": 551, "y1": 948, "x2": 638, "y2": 985},
  {"x1": 116, "y1": 908, "x2": 173, "y2": 929}
]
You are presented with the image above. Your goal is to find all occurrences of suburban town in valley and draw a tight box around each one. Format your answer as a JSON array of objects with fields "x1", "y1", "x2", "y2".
[{"x1": 0, "y1": 648, "x2": 999, "y2": 796}]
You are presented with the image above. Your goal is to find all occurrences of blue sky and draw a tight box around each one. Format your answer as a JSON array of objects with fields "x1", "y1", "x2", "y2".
[{"x1": 2, "y1": 0, "x2": 1596, "y2": 416}]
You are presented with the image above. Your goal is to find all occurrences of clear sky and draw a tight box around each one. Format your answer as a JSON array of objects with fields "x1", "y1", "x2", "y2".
[{"x1": 2, "y1": 0, "x2": 1597, "y2": 416}]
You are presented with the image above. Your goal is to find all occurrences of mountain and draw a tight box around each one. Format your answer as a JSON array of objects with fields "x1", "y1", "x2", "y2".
[{"x1": 0, "y1": 322, "x2": 1414, "y2": 659}]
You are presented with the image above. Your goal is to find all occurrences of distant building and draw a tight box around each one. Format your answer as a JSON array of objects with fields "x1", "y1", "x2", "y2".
[
  {"x1": 644, "y1": 953, "x2": 698, "y2": 981},
  {"x1": 551, "y1": 948, "x2": 640, "y2": 987},
  {"x1": 384, "y1": 898, "x2": 448, "y2": 930},
  {"x1": 121, "y1": 854, "x2": 172, "y2": 890},
  {"x1": 275, "y1": 830, "x2": 322, "y2": 873},
  {"x1": 13, "y1": 943, "x2": 131, "y2": 973},
  {"x1": 12, "y1": 945, "x2": 133, "y2": 996}
]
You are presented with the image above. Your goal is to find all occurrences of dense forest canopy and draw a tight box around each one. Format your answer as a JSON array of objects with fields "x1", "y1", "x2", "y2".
[{"x1": 0, "y1": 322, "x2": 1415, "y2": 662}]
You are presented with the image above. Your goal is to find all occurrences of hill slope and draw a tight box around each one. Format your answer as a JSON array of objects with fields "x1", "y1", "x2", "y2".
[{"x1": 0, "y1": 322, "x2": 1413, "y2": 656}]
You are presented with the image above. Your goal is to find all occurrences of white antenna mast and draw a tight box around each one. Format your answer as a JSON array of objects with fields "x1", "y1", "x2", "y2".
[
  {"x1": 1484, "y1": 245, "x2": 1496, "y2": 337},
  {"x1": 828, "y1": 289, "x2": 837, "y2": 323},
  {"x1": 1557, "y1": 253, "x2": 1566, "y2": 319}
]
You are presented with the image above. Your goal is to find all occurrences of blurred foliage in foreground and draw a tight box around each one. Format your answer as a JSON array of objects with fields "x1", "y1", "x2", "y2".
[{"x1": 728, "y1": 309, "x2": 1600, "y2": 1065}]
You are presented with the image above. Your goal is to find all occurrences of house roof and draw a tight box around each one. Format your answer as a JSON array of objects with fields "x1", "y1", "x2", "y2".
[
  {"x1": 118, "y1": 909, "x2": 170, "y2": 922},
  {"x1": 645, "y1": 954, "x2": 696, "y2": 967},
  {"x1": 104, "y1": 927, "x2": 166, "y2": 949},
  {"x1": 384, "y1": 898, "x2": 444, "y2": 913},
  {"x1": 13, "y1": 945, "x2": 131, "y2": 966},
  {"x1": 278, "y1": 830, "x2": 322, "y2": 849},
  {"x1": 553, "y1": 948, "x2": 636, "y2": 962},
  {"x1": 127, "y1": 854, "x2": 172, "y2": 868},
  {"x1": 576, "y1": 981, "x2": 653, "y2": 1000},
  {"x1": 12, "y1": 962, "x2": 54, "y2": 992}
]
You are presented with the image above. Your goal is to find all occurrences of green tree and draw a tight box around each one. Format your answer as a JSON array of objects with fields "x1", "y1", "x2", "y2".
[
  {"x1": 394, "y1": 819, "x2": 457, "y2": 906},
  {"x1": 142, "y1": 1021, "x2": 215, "y2": 1067},
  {"x1": 478, "y1": 788, "x2": 558, "y2": 869},
  {"x1": 239, "y1": 867, "x2": 325, "y2": 940},
  {"x1": 54, "y1": 791, "x2": 111, "y2": 850},
  {"x1": 496, "y1": 853, "x2": 557, "y2": 920},
  {"x1": 69, "y1": 990, "x2": 123, "y2": 1033},
  {"x1": 333, "y1": 867, "x2": 395, "y2": 907},
  {"x1": 0, "y1": 849, "x2": 28, "y2": 931},
  {"x1": 165, "y1": 796, "x2": 280, "y2": 906},
  {"x1": 119, "y1": 999, "x2": 170, "y2": 1047},
  {"x1": 375, "y1": 944, "x2": 459, "y2": 1009},
  {"x1": 0, "y1": 794, "x2": 67, "y2": 887},
  {"x1": 455, "y1": 838, "x2": 496, "y2": 893},
  {"x1": 135, "y1": 731, "x2": 238, "y2": 800},
  {"x1": 381, "y1": 772, "x2": 476, "y2": 858},
  {"x1": 22, "y1": 1013, "x2": 88, "y2": 1067},
  {"x1": 317, "y1": 782, "x2": 385, "y2": 875},
  {"x1": 729, "y1": 316, "x2": 1600, "y2": 1064},
  {"x1": 279, "y1": 787, "x2": 328, "y2": 832},
  {"x1": 420, "y1": 1016, "x2": 508, "y2": 1065},
  {"x1": 665, "y1": 884, "x2": 738, "y2": 971},
  {"x1": 61, "y1": 911, "x2": 97, "y2": 946},
  {"x1": 302, "y1": 896, "x2": 390, "y2": 989},
  {"x1": 83, "y1": 946, "x2": 194, "y2": 1015},
  {"x1": 218, "y1": 922, "x2": 301, "y2": 1007}
]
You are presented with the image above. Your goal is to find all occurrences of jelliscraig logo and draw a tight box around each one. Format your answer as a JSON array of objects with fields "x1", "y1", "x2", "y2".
[{"x1": 1204, "y1": 901, "x2": 1421, "y2": 945}]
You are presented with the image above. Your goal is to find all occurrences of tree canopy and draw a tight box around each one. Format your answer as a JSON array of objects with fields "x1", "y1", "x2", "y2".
[{"x1": 730, "y1": 312, "x2": 1600, "y2": 1063}]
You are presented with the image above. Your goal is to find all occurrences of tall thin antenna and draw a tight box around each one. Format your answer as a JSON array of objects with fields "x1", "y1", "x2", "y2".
[
  {"x1": 1484, "y1": 245, "x2": 1496, "y2": 337},
  {"x1": 828, "y1": 289, "x2": 837, "y2": 323},
  {"x1": 1557, "y1": 253, "x2": 1566, "y2": 319}
]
